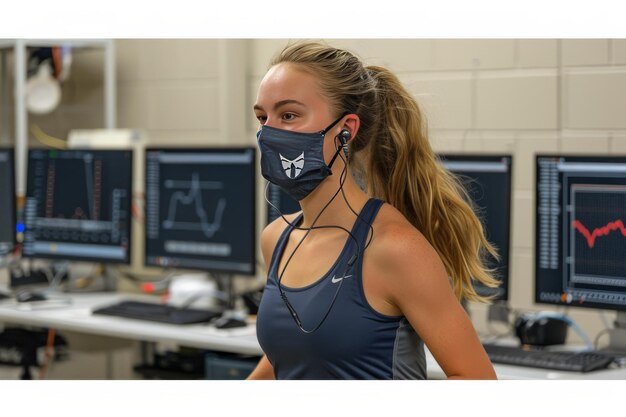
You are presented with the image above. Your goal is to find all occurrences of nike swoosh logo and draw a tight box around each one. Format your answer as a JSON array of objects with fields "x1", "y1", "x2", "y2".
[{"x1": 331, "y1": 275, "x2": 353, "y2": 284}]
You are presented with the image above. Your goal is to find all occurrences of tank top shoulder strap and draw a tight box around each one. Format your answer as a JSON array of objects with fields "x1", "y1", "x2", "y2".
[{"x1": 350, "y1": 198, "x2": 385, "y2": 248}]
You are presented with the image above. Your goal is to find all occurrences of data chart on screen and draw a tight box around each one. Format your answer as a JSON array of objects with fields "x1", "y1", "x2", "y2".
[{"x1": 144, "y1": 148, "x2": 256, "y2": 275}]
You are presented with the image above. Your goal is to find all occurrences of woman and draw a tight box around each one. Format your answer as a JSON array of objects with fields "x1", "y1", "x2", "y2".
[{"x1": 248, "y1": 41, "x2": 498, "y2": 380}]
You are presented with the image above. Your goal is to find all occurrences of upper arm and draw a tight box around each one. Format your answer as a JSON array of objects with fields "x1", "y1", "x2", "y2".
[
  {"x1": 247, "y1": 355, "x2": 275, "y2": 380},
  {"x1": 374, "y1": 225, "x2": 496, "y2": 380}
]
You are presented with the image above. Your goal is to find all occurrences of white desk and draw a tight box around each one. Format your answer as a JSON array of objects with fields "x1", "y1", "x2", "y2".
[
  {"x1": 1, "y1": 293, "x2": 626, "y2": 379},
  {"x1": 0, "y1": 293, "x2": 261, "y2": 356}
]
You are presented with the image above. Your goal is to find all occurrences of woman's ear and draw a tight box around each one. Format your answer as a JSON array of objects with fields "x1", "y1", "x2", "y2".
[{"x1": 342, "y1": 114, "x2": 360, "y2": 142}]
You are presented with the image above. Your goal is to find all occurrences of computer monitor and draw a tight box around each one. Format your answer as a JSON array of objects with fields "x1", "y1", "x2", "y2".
[
  {"x1": 265, "y1": 182, "x2": 301, "y2": 224},
  {"x1": 439, "y1": 154, "x2": 513, "y2": 301},
  {"x1": 144, "y1": 148, "x2": 256, "y2": 275},
  {"x1": 0, "y1": 149, "x2": 16, "y2": 256},
  {"x1": 535, "y1": 155, "x2": 626, "y2": 315},
  {"x1": 22, "y1": 149, "x2": 133, "y2": 263}
]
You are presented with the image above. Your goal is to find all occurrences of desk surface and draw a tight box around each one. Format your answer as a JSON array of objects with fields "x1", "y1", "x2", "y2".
[
  {"x1": 0, "y1": 293, "x2": 261, "y2": 355},
  {"x1": 1, "y1": 293, "x2": 625, "y2": 379}
]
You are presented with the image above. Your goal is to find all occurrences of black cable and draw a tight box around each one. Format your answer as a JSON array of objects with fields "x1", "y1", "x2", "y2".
[
  {"x1": 264, "y1": 179, "x2": 362, "y2": 253},
  {"x1": 334, "y1": 136, "x2": 375, "y2": 251},
  {"x1": 265, "y1": 139, "x2": 373, "y2": 333},
  {"x1": 275, "y1": 158, "x2": 354, "y2": 333}
]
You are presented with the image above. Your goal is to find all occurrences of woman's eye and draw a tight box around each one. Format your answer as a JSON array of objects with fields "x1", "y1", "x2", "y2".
[
  {"x1": 256, "y1": 115, "x2": 267, "y2": 124},
  {"x1": 282, "y1": 113, "x2": 296, "y2": 121}
]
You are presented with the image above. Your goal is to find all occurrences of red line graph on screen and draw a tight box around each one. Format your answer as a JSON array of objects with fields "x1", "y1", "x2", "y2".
[{"x1": 572, "y1": 219, "x2": 626, "y2": 248}]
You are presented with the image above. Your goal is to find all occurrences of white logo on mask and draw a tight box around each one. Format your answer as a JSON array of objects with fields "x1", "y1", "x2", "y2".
[{"x1": 280, "y1": 152, "x2": 305, "y2": 179}]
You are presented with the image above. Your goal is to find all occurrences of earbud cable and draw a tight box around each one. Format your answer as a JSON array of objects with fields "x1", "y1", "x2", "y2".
[{"x1": 264, "y1": 136, "x2": 375, "y2": 333}]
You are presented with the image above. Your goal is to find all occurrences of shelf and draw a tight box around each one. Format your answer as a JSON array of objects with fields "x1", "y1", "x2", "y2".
[{"x1": 0, "y1": 39, "x2": 116, "y2": 196}]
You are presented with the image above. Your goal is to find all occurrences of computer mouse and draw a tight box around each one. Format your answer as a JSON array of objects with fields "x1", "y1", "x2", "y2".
[{"x1": 16, "y1": 291, "x2": 48, "y2": 303}]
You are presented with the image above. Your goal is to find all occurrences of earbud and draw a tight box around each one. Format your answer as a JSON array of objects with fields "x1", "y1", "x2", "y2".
[{"x1": 338, "y1": 129, "x2": 351, "y2": 160}]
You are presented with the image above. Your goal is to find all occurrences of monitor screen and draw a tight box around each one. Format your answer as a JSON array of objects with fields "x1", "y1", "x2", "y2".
[
  {"x1": 535, "y1": 155, "x2": 626, "y2": 312},
  {"x1": 144, "y1": 148, "x2": 256, "y2": 275},
  {"x1": 22, "y1": 149, "x2": 133, "y2": 263},
  {"x1": 265, "y1": 182, "x2": 301, "y2": 224},
  {"x1": 0, "y1": 149, "x2": 16, "y2": 255},
  {"x1": 439, "y1": 154, "x2": 512, "y2": 300}
]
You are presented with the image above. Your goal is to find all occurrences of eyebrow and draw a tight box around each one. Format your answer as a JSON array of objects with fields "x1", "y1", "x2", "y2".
[{"x1": 253, "y1": 99, "x2": 307, "y2": 112}]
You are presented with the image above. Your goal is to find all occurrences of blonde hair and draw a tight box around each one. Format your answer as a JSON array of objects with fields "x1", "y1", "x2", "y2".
[{"x1": 271, "y1": 41, "x2": 500, "y2": 303}]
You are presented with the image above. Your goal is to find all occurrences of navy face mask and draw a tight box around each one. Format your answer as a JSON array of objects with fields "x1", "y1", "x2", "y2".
[{"x1": 256, "y1": 113, "x2": 346, "y2": 201}]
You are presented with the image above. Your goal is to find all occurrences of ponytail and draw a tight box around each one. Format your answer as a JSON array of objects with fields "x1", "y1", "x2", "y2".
[{"x1": 360, "y1": 66, "x2": 501, "y2": 302}]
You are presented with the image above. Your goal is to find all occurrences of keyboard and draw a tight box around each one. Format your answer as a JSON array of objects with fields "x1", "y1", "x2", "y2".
[
  {"x1": 92, "y1": 300, "x2": 221, "y2": 325},
  {"x1": 483, "y1": 344, "x2": 615, "y2": 372}
]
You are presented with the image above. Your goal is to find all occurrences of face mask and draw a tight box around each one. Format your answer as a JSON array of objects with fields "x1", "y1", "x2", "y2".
[{"x1": 256, "y1": 113, "x2": 346, "y2": 201}]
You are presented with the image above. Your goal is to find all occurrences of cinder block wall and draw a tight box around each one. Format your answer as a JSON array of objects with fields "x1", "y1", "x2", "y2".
[{"x1": 3, "y1": 40, "x2": 625, "y2": 378}]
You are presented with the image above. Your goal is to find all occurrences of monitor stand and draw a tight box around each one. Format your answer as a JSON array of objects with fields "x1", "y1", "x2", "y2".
[
  {"x1": 212, "y1": 273, "x2": 247, "y2": 329},
  {"x1": 600, "y1": 311, "x2": 626, "y2": 357},
  {"x1": 462, "y1": 300, "x2": 511, "y2": 325},
  {"x1": 487, "y1": 300, "x2": 511, "y2": 324},
  {"x1": 67, "y1": 263, "x2": 117, "y2": 292}
]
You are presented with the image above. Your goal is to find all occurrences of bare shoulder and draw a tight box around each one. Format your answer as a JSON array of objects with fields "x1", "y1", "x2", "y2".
[
  {"x1": 260, "y1": 211, "x2": 302, "y2": 266},
  {"x1": 368, "y1": 203, "x2": 448, "y2": 295},
  {"x1": 369, "y1": 203, "x2": 438, "y2": 266}
]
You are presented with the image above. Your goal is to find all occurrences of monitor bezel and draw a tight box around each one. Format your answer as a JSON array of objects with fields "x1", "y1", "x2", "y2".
[
  {"x1": 438, "y1": 153, "x2": 514, "y2": 302},
  {"x1": 22, "y1": 148, "x2": 134, "y2": 265},
  {"x1": 143, "y1": 146, "x2": 257, "y2": 276},
  {"x1": 534, "y1": 153, "x2": 626, "y2": 312},
  {"x1": 0, "y1": 147, "x2": 17, "y2": 255}
]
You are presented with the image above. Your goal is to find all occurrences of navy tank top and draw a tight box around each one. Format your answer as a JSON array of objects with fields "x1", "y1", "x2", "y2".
[{"x1": 256, "y1": 198, "x2": 426, "y2": 379}]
